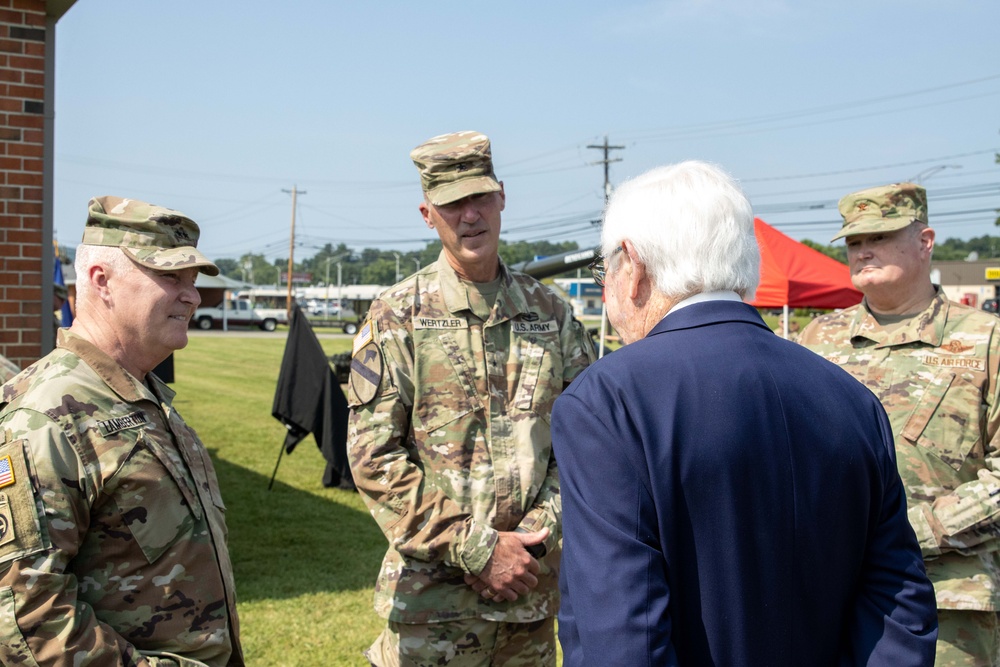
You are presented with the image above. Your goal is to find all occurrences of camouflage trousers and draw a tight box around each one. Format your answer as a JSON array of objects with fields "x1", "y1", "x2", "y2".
[
  {"x1": 364, "y1": 617, "x2": 556, "y2": 667},
  {"x1": 936, "y1": 610, "x2": 1000, "y2": 666}
]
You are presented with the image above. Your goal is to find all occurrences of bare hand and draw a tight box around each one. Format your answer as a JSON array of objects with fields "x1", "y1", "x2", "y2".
[{"x1": 464, "y1": 528, "x2": 548, "y2": 603}]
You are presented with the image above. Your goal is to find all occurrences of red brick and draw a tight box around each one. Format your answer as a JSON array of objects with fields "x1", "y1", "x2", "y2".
[
  {"x1": 0, "y1": 127, "x2": 19, "y2": 140},
  {"x1": 7, "y1": 54, "x2": 41, "y2": 71},
  {"x1": 21, "y1": 186, "x2": 40, "y2": 201},
  {"x1": 0, "y1": 98, "x2": 19, "y2": 112},
  {"x1": 19, "y1": 242, "x2": 40, "y2": 258},
  {"x1": 22, "y1": 157, "x2": 41, "y2": 171},
  {"x1": 7, "y1": 82, "x2": 41, "y2": 98},
  {"x1": 0, "y1": 156, "x2": 21, "y2": 170},
  {"x1": 0, "y1": 185, "x2": 19, "y2": 198},
  {"x1": 19, "y1": 271, "x2": 39, "y2": 286},
  {"x1": 0, "y1": 329, "x2": 18, "y2": 344},
  {"x1": 20, "y1": 299, "x2": 39, "y2": 314},
  {"x1": 11, "y1": 0, "x2": 41, "y2": 12},
  {"x1": 4, "y1": 258, "x2": 34, "y2": 272},
  {"x1": 7, "y1": 172, "x2": 39, "y2": 186},
  {"x1": 4, "y1": 344, "x2": 42, "y2": 362},
  {"x1": 0, "y1": 39, "x2": 21, "y2": 54},
  {"x1": 23, "y1": 41, "x2": 42, "y2": 57},
  {"x1": 22, "y1": 70, "x2": 40, "y2": 86},
  {"x1": 0, "y1": 10, "x2": 26, "y2": 24},
  {"x1": 0, "y1": 243, "x2": 18, "y2": 257},
  {"x1": 20, "y1": 327, "x2": 39, "y2": 344},
  {"x1": 21, "y1": 128, "x2": 39, "y2": 143},
  {"x1": 5, "y1": 225, "x2": 39, "y2": 239},
  {"x1": 7, "y1": 142, "x2": 40, "y2": 157},
  {"x1": 0, "y1": 67, "x2": 20, "y2": 83},
  {"x1": 5, "y1": 286, "x2": 39, "y2": 301}
]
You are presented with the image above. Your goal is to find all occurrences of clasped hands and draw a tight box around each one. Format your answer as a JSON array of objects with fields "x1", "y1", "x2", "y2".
[{"x1": 464, "y1": 527, "x2": 548, "y2": 603}]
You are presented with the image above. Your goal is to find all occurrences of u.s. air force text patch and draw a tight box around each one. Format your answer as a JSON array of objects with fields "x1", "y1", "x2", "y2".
[
  {"x1": 350, "y1": 342, "x2": 383, "y2": 405},
  {"x1": 97, "y1": 411, "x2": 150, "y2": 437}
]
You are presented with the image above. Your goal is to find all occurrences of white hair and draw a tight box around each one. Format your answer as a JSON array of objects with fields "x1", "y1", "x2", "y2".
[
  {"x1": 601, "y1": 160, "x2": 759, "y2": 301},
  {"x1": 74, "y1": 245, "x2": 135, "y2": 304}
]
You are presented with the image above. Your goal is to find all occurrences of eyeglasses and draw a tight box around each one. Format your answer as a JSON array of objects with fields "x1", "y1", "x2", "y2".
[{"x1": 588, "y1": 246, "x2": 623, "y2": 287}]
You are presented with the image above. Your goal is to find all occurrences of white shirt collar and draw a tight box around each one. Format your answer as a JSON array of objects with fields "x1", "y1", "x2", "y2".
[{"x1": 666, "y1": 290, "x2": 743, "y2": 316}]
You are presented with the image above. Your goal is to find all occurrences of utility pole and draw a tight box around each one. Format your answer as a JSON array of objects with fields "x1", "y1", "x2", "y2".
[
  {"x1": 282, "y1": 185, "x2": 306, "y2": 319},
  {"x1": 587, "y1": 136, "x2": 624, "y2": 361},
  {"x1": 587, "y1": 135, "x2": 625, "y2": 202}
]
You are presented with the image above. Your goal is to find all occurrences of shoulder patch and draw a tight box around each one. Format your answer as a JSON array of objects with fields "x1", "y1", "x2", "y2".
[
  {"x1": 0, "y1": 441, "x2": 45, "y2": 562},
  {"x1": 353, "y1": 319, "x2": 375, "y2": 356},
  {"x1": 349, "y1": 342, "x2": 383, "y2": 406},
  {"x1": 0, "y1": 455, "x2": 13, "y2": 490}
]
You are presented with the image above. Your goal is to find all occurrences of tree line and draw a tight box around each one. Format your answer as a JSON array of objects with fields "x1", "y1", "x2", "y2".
[
  {"x1": 212, "y1": 239, "x2": 584, "y2": 287},
  {"x1": 802, "y1": 234, "x2": 1000, "y2": 264}
]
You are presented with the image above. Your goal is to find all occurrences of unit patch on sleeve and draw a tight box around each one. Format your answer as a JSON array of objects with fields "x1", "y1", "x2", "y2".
[{"x1": 350, "y1": 342, "x2": 384, "y2": 406}]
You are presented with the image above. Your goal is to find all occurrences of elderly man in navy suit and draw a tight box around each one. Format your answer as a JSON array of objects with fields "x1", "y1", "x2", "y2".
[{"x1": 551, "y1": 160, "x2": 937, "y2": 666}]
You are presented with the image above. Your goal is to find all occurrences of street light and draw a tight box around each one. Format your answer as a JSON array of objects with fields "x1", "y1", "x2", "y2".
[{"x1": 393, "y1": 252, "x2": 401, "y2": 282}]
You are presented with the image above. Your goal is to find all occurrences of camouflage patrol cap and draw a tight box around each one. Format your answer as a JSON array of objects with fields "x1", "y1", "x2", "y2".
[
  {"x1": 81, "y1": 195, "x2": 219, "y2": 276},
  {"x1": 831, "y1": 182, "x2": 928, "y2": 242},
  {"x1": 410, "y1": 130, "x2": 501, "y2": 206}
]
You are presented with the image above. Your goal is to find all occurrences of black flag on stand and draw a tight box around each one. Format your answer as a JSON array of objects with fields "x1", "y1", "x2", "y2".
[{"x1": 271, "y1": 303, "x2": 354, "y2": 490}]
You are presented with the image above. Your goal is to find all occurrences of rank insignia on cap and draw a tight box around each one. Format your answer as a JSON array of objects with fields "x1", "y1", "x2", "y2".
[
  {"x1": 350, "y1": 342, "x2": 383, "y2": 405},
  {"x1": 0, "y1": 456, "x2": 14, "y2": 489}
]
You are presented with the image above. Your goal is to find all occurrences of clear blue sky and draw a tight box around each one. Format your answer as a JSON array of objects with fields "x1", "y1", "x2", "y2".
[{"x1": 52, "y1": 1, "x2": 1000, "y2": 264}]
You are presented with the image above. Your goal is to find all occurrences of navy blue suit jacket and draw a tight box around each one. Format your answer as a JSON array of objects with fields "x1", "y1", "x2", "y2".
[{"x1": 552, "y1": 300, "x2": 937, "y2": 666}]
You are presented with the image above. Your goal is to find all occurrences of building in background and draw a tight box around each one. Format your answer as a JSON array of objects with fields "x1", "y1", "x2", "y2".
[{"x1": 0, "y1": 0, "x2": 76, "y2": 370}]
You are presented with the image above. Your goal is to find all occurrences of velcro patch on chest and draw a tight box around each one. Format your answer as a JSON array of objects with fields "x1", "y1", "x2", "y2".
[
  {"x1": 97, "y1": 411, "x2": 150, "y2": 437},
  {"x1": 921, "y1": 355, "x2": 985, "y2": 372},
  {"x1": 414, "y1": 317, "x2": 467, "y2": 330},
  {"x1": 512, "y1": 320, "x2": 557, "y2": 334}
]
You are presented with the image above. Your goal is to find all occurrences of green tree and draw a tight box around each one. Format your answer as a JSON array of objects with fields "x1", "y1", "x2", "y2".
[
  {"x1": 213, "y1": 258, "x2": 239, "y2": 279},
  {"x1": 800, "y1": 239, "x2": 847, "y2": 263}
]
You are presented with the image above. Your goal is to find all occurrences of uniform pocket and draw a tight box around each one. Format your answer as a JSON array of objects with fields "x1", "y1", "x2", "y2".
[
  {"x1": 414, "y1": 333, "x2": 482, "y2": 434},
  {"x1": 106, "y1": 436, "x2": 195, "y2": 565},
  {"x1": 901, "y1": 369, "x2": 983, "y2": 470}
]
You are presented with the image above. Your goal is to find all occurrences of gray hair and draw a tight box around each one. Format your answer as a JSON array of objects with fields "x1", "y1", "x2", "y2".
[
  {"x1": 74, "y1": 245, "x2": 135, "y2": 304},
  {"x1": 601, "y1": 160, "x2": 759, "y2": 301}
]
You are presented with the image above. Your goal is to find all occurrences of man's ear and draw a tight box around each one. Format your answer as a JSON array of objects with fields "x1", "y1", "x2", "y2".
[
  {"x1": 419, "y1": 201, "x2": 434, "y2": 229},
  {"x1": 88, "y1": 264, "x2": 112, "y2": 303},
  {"x1": 919, "y1": 226, "x2": 935, "y2": 257},
  {"x1": 622, "y1": 240, "x2": 647, "y2": 301}
]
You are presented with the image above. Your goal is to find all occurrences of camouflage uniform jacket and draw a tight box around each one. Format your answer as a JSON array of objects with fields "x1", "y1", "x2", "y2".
[
  {"x1": 0, "y1": 329, "x2": 243, "y2": 666},
  {"x1": 800, "y1": 288, "x2": 1000, "y2": 611},
  {"x1": 347, "y1": 253, "x2": 594, "y2": 624}
]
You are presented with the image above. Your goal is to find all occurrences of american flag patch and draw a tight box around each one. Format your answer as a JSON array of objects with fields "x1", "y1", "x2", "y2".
[{"x1": 0, "y1": 456, "x2": 14, "y2": 489}]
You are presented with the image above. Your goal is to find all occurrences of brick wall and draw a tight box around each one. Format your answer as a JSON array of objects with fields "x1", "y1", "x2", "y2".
[{"x1": 0, "y1": 0, "x2": 47, "y2": 370}]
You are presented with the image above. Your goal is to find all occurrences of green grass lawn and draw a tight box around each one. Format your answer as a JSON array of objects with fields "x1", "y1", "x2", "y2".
[{"x1": 173, "y1": 334, "x2": 384, "y2": 666}]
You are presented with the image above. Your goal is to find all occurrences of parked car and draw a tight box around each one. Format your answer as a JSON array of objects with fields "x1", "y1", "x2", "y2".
[{"x1": 191, "y1": 299, "x2": 288, "y2": 331}]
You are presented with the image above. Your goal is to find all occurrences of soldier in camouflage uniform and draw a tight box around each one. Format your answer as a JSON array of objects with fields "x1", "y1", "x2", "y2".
[
  {"x1": 347, "y1": 131, "x2": 595, "y2": 666},
  {"x1": 800, "y1": 182, "x2": 1000, "y2": 666},
  {"x1": 0, "y1": 196, "x2": 243, "y2": 666}
]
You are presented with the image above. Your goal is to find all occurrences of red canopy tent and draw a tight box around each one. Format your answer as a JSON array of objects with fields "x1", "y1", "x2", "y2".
[{"x1": 749, "y1": 217, "x2": 862, "y2": 309}]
